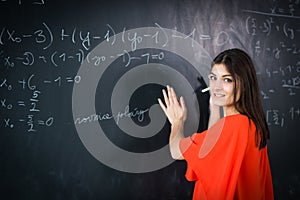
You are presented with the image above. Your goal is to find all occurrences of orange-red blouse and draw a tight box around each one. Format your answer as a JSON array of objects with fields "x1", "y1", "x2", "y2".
[{"x1": 179, "y1": 114, "x2": 274, "y2": 200}]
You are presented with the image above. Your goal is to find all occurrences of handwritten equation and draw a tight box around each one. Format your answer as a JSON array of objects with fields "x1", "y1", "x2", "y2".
[
  {"x1": 243, "y1": 0, "x2": 299, "y2": 100},
  {"x1": 0, "y1": 48, "x2": 165, "y2": 68},
  {"x1": 266, "y1": 106, "x2": 300, "y2": 127},
  {"x1": 1, "y1": 76, "x2": 54, "y2": 132},
  {"x1": 243, "y1": 0, "x2": 299, "y2": 58},
  {"x1": 1, "y1": 0, "x2": 299, "y2": 134},
  {"x1": 0, "y1": 23, "x2": 199, "y2": 51}
]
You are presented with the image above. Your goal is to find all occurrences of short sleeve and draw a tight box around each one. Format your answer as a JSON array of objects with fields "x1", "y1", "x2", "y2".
[{"x1": 179, "y1": 132, "x2": 207, "y2": 181}]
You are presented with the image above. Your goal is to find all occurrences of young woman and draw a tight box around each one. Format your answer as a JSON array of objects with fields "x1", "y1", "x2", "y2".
[{"x1": 158, "y1": 48, "x2": 274, "y2": 200}]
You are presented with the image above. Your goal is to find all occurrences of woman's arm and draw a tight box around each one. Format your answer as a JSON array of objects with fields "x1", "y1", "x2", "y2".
[
  {"x1": 169, "y1": 121, "x2": 185, "y2": 160},
  {"x1": 158, "y1": 86, "x2": 186, "y2": 160},
  {"x1": 208, "y1": 96, "x2": 221, "y2": 128}
]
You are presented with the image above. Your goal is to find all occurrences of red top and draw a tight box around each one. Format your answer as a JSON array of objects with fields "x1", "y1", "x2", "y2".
[{"x1": 179, "y1": 114, "x2": 274, "y2": 200}]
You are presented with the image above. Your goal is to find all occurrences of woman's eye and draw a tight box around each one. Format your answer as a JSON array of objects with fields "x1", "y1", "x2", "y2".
[
  {"x1": 224, "y1": 78, "x2": 233, "y2": 83},
  {"x1": 209, "y1": 75, "x2": 217, "y2": 81}
]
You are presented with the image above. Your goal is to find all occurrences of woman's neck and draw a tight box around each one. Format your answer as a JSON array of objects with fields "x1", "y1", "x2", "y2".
[{"x1": 223, "y1": 106, "x2": 240, "y2": 117}]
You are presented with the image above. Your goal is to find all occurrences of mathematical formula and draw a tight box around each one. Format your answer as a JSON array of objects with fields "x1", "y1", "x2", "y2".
[{"x1": 0, "y1": 0, "x2": 299, "y2": 134}]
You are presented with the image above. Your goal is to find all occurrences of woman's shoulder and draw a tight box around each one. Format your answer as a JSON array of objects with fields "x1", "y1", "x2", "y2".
[
  {"x1": 224, "y1": 114, "x2": 249, "y2": 122},
  {"x1": 207, "y1": 114, "x2": 249, "y2": 132},
  {"x1": 223, "y1": 114, "x2": 252, "y2": 130}
]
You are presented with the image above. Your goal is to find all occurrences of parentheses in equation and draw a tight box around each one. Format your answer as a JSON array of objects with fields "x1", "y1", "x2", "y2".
[
  {"x1": 106, "y1": 24, "x2": 116, "y2": 45},
  {"x1": 265, "y1": 19, "x2": 272, "y2": 36},
  {"x1": 78, "y1": 49, "x2": 84, "y2": 64},
  {"x1": 51, "y1": 51, "x2": 58, "y2": 67},
  {"x1": 72, "y1": 28, "x2": 76, "y2": 44},
  {"x1": 23, "y1": 51, "x2": 35, "y2": 66},
  {"x1": 283, "y1": 23, "x2": 294, "y2": 39},
  {"x1": 283, "y1": 23, "x2": 288, "y2": 38},
  {"x1": 86, "y1": 52, "x2": 91, "y2": 64},
  {"x1": 155, "y1": 23, "x2": 168, "y2": 47},
  {"x1": 42, "y1": 22, "x2": 53, "y2": 50},
  {"x1": 122, "y1": 50, "x2": 131, "y2": 67},
  {"x1": 245, "y1": 16, "x2": 251, "y2": 35},
  {"x1": 32, "y1": 0, "x2": 45, "y2": 5},
  {"x1": 0, "y1": 27, "x2": 5, "y2": 45},
  {"x1": 121, "y1": 27, "x2": 126, "y2": 43}
]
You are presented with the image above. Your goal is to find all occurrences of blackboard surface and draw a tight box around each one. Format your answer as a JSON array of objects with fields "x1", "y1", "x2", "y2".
[{"x1": 0, "y1": 0, "x2": 299, "y2": 199}]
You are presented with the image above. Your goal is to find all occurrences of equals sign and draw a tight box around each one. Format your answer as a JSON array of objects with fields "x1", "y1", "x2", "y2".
[
  {"x1": 37, "y1": 120, "x2": 45, "y2": 125},
  {"x1": 151, "y1": 54, "x2": 159, "y2": 59},
  {"x1": 66, "y1": 77, "x2": 73, "y2": 83},
  {"x1": 17, "y1": 101, "x2": 25, "y2": 106}
]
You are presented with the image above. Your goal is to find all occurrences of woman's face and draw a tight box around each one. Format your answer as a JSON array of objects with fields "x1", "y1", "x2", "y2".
[{"x1": 209, "y1": 63, "x2": 240, "y2": 115}]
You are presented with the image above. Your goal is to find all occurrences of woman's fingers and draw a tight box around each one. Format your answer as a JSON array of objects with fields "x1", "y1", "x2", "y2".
[
  {"x1": 162, "y1": 88, "x2": 169, "y2": 106},
  {"x1": 180, "y1": 96, "x2": 186, "y2": 111},
  {"x1": 159, "y1": 85, "x2": 182, "y2": 109},
  {"x1": 158, "y1": 86, "x2": 188, "y2": 124},
  {"x1": 166, "y1": 85, "x2": 173, "y2": 104},
  {"x1": 158, "y1": 98, "x2": 166, "y2": 113},
  {"x1": 162, "y1": 85, "x2": 177, "y2": 106},
  {"x1": 168, "y1": 85, "x2": 179, "y2": 105},
  {"x1": 180, "y1": 96, "x2": 187, "y2": 121}
]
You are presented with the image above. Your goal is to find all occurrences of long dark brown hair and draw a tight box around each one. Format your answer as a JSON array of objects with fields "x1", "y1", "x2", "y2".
[{"x1": 212, "y1": 48, "x2": 270, "y2": 149}]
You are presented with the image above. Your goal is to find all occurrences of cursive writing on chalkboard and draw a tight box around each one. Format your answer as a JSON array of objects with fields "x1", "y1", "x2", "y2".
[{"x1": 74, "y1": 105, "x2": 149, "y2": 125}]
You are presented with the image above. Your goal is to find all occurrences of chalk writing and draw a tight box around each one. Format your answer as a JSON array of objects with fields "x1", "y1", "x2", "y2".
[
  {"x1": 1, "y1": 98, "x2": 13, "y2": 110},
  {"x1": 0, "y1": 78, "x2": 13, "y2": 90},
  {"x1": 115, "y1": 106, "x2": 149, "y2": 125},
  {"x1": 243, "y1": 0, "x2": 299, "y2": 104},
  {"x1": 0, "y1": 8, "x2": 299, "y2": 136},
  {"x1": 74, "y1": 113, "x2": 114, "y2": 125},
  {"x1": 0, "y1": 49, "x2": 166, "y2": 68},
  {"x1": 74, "y1": 105, "x2": 149, "y2": 126},
  {"x1": 1, "y1": 74, "x2": 55, "y2": 132},
  {"x1": 266, "y1": 106, "x2": 300, "y2": 128},
  {"x1": 0, "y1": 23, "x2": 53, "y2": 49}
]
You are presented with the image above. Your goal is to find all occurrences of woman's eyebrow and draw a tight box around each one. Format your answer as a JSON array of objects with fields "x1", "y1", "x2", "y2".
[
  {"x1": 222, "y1": 74, "x2": 232, "y2": 77},
  {"x1": 209, "y1": 72, "x2": 232, "y2": 77}
]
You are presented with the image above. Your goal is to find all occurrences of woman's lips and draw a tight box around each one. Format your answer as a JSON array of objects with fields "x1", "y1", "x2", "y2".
[{"x1": 213, "y1": 93, "x2": 225, "y2": 98}]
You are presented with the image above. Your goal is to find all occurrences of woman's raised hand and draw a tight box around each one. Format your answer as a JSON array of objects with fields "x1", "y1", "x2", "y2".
[{"x1": 158, "y1": 85, "x2": 187, "y2": 125}]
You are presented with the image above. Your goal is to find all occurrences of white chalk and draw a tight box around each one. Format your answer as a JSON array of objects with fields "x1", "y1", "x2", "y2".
[{"x1": 201, "y1": 87, "x2": 210, "y2": 93}]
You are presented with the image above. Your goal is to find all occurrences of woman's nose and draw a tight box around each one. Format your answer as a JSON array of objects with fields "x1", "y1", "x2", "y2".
[{"x1": 212, "y1": 79, "x2": 223, "y2": 90}]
